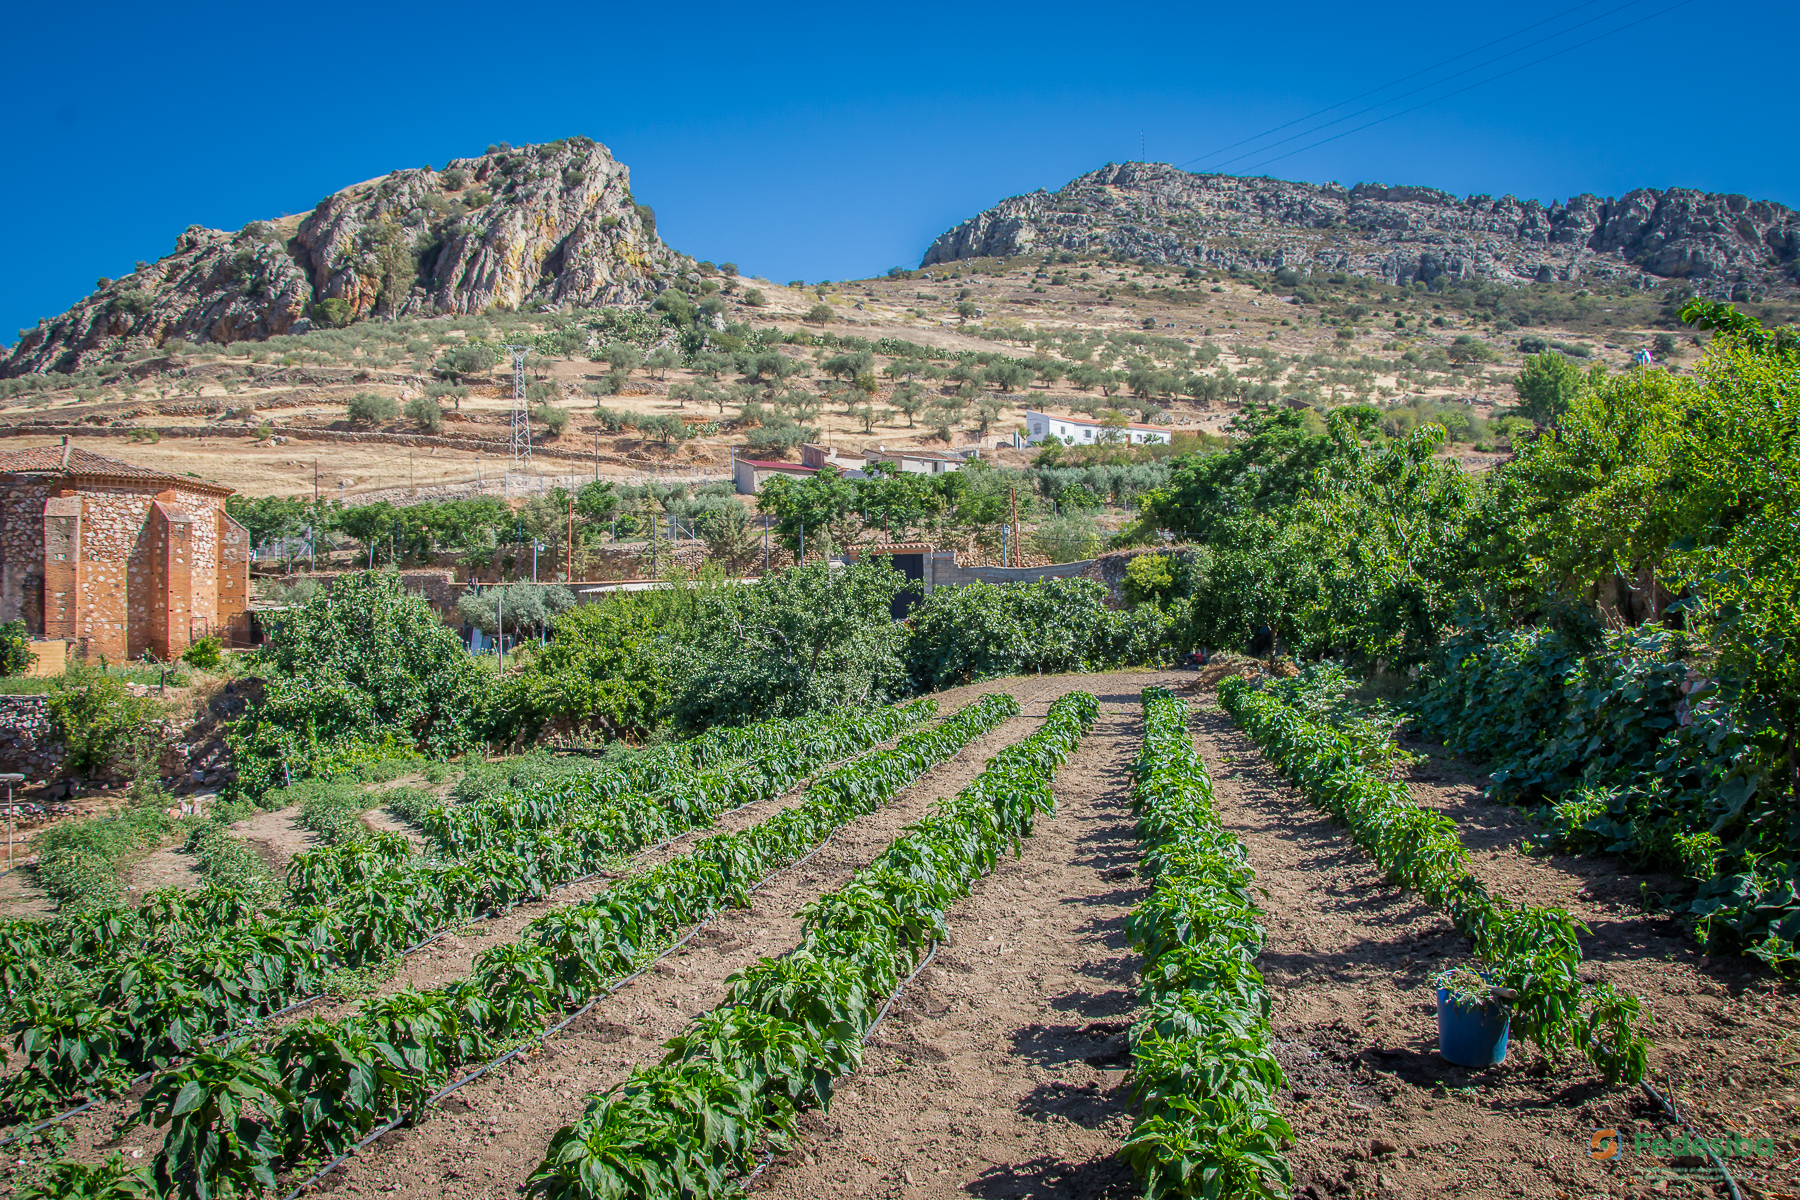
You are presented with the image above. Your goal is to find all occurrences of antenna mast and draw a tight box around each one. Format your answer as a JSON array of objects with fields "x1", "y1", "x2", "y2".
[{"x1": 503, "y1": 343, "x2": 532, "y2": 495}]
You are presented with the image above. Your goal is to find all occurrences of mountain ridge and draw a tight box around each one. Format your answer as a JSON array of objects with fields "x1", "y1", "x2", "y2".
[
  {"x1": 5, "y1": 138, "x2": 681, "y2": 377},
  {"x1": 921, "y1": 161, "x2": 1800, "y2": 298}
]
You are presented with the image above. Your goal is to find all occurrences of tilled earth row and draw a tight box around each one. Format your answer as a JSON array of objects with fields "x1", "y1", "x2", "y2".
[
  {"x1": 20, "y1": 695, "x2": 1009, "y2": 1177},
  {"x1": 299, "y1": 673, "x2": 1121, "y2": 1198},
  {"x1": 1190, "y1": 696, "x2": 1800, "y2": 1200},
  {"x1": 25, "y1": 671, "x2": 1792, "y2": 1200}
]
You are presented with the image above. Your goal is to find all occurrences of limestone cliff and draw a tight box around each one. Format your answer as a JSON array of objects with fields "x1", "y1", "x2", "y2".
[
  {"x1": 5, "y1": 137, "x2": 682, "y2": 376},
  {"x1": 922, "y1": 162, "x2": 1800, "y2": 297}
]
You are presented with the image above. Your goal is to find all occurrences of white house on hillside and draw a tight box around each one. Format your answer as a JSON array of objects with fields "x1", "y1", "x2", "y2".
[{"x1": 1024, "y1": 410, "x2": 1170, "y2": 447}]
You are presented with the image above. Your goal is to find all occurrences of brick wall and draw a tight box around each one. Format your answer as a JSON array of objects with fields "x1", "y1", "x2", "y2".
[{"x1": 0, "y1": 479, "x2": 243, "y2": 661}]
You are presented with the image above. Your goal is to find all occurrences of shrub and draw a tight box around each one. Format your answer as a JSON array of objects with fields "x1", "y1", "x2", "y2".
[
  {"x1": 309, "y1": 298, "x2": 353, "y2": 329},
  {"x1": 805, "y1": 303, "x2": 835, "y2": 326},
  {"x1": 904, "y1": 578, "x2": 1172, "y2": 690},
  {"x1": 743, "y1": 288, "x2": 766, "y2": 307},
  {"x1": 405, "y1": 395, "x2": 445, "y2": 432},
  {"x1": 346, "y1": 392, "x2": 398, "y2": 425},
  {"x1": 0, "y1": 620, "x2": 34, "y2": 675},
  {"x1": 227, "y1": 572, "x2": 489, "y2": 799},
  {"x1": 47, "y1": 663, "x2": 155, "y2": 777},
  {"x1": 531, "y1": 403, "x2": 569, "y2": 435},
  {"x1": 1029, "y1": 514, "x2": 1104, "y2": 563},
  {"x1": 440, "y1": 167, "x2": 469, "y2": 191},
  {"x1": 181, "y1": 636, "x2": 223, "y2": 670}
]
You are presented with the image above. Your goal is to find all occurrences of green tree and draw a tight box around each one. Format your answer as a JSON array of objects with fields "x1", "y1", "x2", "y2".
[
  {"x1": 404, "y1": 395, "x2": 444, "y2": 432},
  {"x1": 757, "y1": 466, "x2": 860, "y2": 556},
  {"x1": 891, "y1": 382, "x2": 926, "y2": 427},
  {"x1": 1512, "y1": 351, "x2": 1585, "y2": 424},
  {"x1": 494, "y1": 599, "x2": 670, "y2": 744},
  {"x1": 805, "y1": 303, "x2": 835, "y2": 326},
  {"x1": 666, "y1": 560, "x2": 907, "y2": 731},
  {"x1": 433, "y1": 341, "x2": 503, "y2": 382},
  {"x1": 346, "y1": 392, "x2": 398, "y2": 426},
  {"x1": 228, "y1": 572, "x2": 489, "y2": 798}
]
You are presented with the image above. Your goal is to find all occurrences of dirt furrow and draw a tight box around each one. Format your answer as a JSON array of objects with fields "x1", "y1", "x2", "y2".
[
  {"x1": 752, "y1": 671, "x2": 1185, "y2": 1200},
  {"x1": 24, "y1": 715, "x2": 956, "y2": 1166},
  {"x1": 1192, "y1": 700, "x2": 1800, "y2": 1199},
  {"x1": 300, "y1": 677, "x2": 1087, "y2": 1198}
]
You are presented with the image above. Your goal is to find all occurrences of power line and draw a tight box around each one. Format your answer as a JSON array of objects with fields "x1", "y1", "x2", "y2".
[
  {"x1": 1174, "y1": 0, "x2": 1641, "y2": 171},
  {"x1": 1203, "y1": 0, "x2": 1656, "y2": 171},
  {"x1": 1239, "y1": 0, "x2": 1698, "y2": 173}
]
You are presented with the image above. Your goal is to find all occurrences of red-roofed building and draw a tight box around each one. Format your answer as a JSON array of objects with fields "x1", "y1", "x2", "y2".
[{"x1": 0, "y1": 441, "x2": 251, "y2": 662}]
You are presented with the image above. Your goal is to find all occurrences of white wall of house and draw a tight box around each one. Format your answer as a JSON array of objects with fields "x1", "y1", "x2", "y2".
[{"x1": 1023, "y1": 410, "x2": 1169, "y2": 447}]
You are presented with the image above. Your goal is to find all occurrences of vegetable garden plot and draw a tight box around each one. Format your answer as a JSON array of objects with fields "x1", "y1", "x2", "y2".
[
  {"x1": 1219, "y1": 676, "x2": 1648, "y2": 1083},
  {"x1": 0, "y1": 701, "x2": 932, "y2": 1126},
  {"x1": 525, "y1": 690, "x2": 1100, "y2": 1200},
  {"x1": 15, "y1": 694, "x2": 1020, "y2": 1200},
  {"x1": 1121, "y1": 687, "x2": 1290, "y2": 1199}
]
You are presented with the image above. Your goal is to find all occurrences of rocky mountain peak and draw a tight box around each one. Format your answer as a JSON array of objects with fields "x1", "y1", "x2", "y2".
[
  {"x1": 921, "y1": 162, "x2": 1800, "y2": 298},
  {"x1": 6, "y1": 137, "x2": 682, "y2": 377}
]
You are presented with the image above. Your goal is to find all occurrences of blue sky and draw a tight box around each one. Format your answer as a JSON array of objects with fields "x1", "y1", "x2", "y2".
[{"x1": 4, "y1": 0, "x2": 1790, "y2": 349}]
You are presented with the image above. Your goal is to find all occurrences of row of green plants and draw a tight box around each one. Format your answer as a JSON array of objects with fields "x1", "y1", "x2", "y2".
[
  {"x1": 525, "y1": 689, "x2": 1099, "y2": 1200},
  {"x1": 1120, "y1": 687, "x2": 1291, "y2": 1199},
  {"x1": 20, "y1": 691, "x2": 1026, "y2": 1199},
  {"x1": 1220, "y1": 673, "x2": 1650, "y2": 1084},
  {"x1": 0, "y1": 700, "x2": 943, "y2": 1121},
  {"x1": 0, "y1": 702, "x2": 911, "y2": 1005},
  {"x1": 415, "y1": 701, "x2": 932, "y2": 856}
]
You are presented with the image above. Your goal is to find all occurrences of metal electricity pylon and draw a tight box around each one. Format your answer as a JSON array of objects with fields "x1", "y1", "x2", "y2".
[{"x1": 502, "y1": 343, "x2": 532, "y2": 495}]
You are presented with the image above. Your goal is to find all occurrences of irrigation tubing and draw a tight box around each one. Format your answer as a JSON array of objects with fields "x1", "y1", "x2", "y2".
[
  {"x1": 739, "y1": 934, "x2": 943, "y2": 1190},
  {"x1": 281, "y1": 806, "x2": 863, "y2": 1197},
  {"x1": 1640, "y1": 1080, "x2": 1744, "y2": 1200},
  {"x1": 0, "y1": 755, "x2": 864, "y2": 1149}
]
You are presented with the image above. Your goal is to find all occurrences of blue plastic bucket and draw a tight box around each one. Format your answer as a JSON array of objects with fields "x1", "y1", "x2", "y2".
[{"x1": 1436, "y1": 987, "x2": 1509, "y2": 1067}]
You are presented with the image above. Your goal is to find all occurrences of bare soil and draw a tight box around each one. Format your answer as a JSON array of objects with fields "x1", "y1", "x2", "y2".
[
  {"x1": 1190, "y1": 700, "x2": 1800, "y2": 1200},
  {"x1": 14, "y1": 673, "x2": 1799, "y2": 1200},
  {"x1": 290, "y1": 675, "x2": 1127, "y2": 1198}
]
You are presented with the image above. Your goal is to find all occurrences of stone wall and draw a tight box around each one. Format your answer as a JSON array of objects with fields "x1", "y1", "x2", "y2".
[{"x1": 0, "y1": 696, "x2": 57, "y2": 782}]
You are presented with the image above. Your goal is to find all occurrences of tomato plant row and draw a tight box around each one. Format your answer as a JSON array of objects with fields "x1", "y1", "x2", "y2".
[
  {"x1": 524, "y1": 689, "x2": 1101, "y2": 1200},
  {"x1": 1119, "y1": 687, "x2": 1292, "y2": 1200},
  {"x1": 17, "y1": 693, "x2": 1023, "y2": 1200},
  {"x1": 0, "y1": 700, "x2": 937, "y2": 1124},
  {"x1": 1219, "y1": 676, "x2": 1649, "y2": 1084}
]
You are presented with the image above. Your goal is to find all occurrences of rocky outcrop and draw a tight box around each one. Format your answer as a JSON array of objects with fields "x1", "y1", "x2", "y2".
[
  {"x1": 5, "y1": 138, "x2": 684, "y2": 377},
  {"x1": 921, "y1": 162, "x2": 1800, "y2": 297}
]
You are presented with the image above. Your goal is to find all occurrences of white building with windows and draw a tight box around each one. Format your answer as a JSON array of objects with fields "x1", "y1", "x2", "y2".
[{"x1": 1023, "y1": 410, "x2": 1170, "y2": 447}]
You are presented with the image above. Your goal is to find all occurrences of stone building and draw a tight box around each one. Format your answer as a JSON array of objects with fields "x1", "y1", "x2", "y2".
[{"x1": 0, "y1": 442, "x2": 250, "y2": 662}]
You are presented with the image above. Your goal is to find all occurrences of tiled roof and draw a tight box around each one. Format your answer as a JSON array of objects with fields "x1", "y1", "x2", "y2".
[{"x1": 0, "y1": 445, "x2": 233, "y2": 493}]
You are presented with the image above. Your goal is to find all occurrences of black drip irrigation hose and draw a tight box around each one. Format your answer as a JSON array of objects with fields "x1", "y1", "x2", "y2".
[
  {"x1": 738, "y1": 938, "x2": 941, "y2": 1192},
  {"x1": 0, "y1": 808, "x2": 746, "y2": 1150},
  {"x1": 4, "y1": 723, "x2": 939, "y2": 1160},
  {"x1": 1640, "y1": 1080, "x2": 1744, "y2": 1200},
  {"x1": 279, "y1": 817, "x2": 861, "y2": 1198}
]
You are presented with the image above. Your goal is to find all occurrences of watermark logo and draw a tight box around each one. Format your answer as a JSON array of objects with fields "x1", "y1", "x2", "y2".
[{"x1": 1587, "y1": 1126, "x2": 1773, "y2": 1190}]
